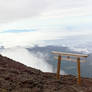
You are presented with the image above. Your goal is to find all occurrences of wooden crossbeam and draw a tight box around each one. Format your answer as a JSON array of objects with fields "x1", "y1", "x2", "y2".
[
  {"x1": 54, "y1": 56, "x2": 86, "y2": 62},
  {"x1": 52, "y1": 51, "x2": 88, "y2": 57},
  {"x1": 52, "y1": 51, "x2": 88, "y2": 85}
]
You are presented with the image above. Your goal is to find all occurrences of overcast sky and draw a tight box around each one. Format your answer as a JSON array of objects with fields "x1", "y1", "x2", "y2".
[
  {"x1": 0, "y1": 0, "x2": 92, "y2": 23},
  {"x1": 0, "y1": 0, "x2": 92, "y2": 48}
]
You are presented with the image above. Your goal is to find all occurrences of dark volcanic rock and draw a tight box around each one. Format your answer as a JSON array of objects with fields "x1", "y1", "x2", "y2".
[{"x1": 0, "y1": 54, "x2": 92, "y2": 92}]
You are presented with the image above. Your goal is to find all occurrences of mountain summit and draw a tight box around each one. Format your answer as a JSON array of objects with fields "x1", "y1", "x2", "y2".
[{"x1": 0, "y1": 54, "x2": 92, "y2": 92}]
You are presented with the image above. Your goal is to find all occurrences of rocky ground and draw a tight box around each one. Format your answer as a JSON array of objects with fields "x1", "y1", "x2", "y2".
[{"x1": 0, "y1": 54, "x2": 92, "y2": 92}]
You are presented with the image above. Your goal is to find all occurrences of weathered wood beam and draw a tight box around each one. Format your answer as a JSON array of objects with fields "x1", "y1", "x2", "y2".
[
  {"x1": 54, "y1": 56, "x2": 86, "y2": 62},
  {"x1": 52, "y1": 51, "x2": 88, "y2": 57}
]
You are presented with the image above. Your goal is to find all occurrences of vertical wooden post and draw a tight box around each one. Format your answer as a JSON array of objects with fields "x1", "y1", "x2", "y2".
[
  {"x1": 77, "y1": 57, "x2": 81, "y2": 85},
  {"x1": 57, "y1": 55, "x2": 61, "y2": 79}
]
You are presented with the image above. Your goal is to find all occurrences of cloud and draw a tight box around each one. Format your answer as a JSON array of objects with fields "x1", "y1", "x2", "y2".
[
  {"x1": 41, "y1": 0, "x2": 92, "y2": 18},
  {"x1": 0, "y1": 47, "x2": 53, "y2": 72},
  {"x1": 1, "y1": 28, "x2": 91, "y2": 48},
  {"x1": 0, "y1": 0, "x2": 92, "y2": 49},
  {"x1": 0, "y1": 0, "x2": 52, "y2": 24},
  {"x1": 0, "y1": 46, "x2": 66, "y2": 74},
  {"x1": 0, "y1": 0, "x2": 92, "y2": 24},
  {"x1": 0, "y1": 30, "x2": 65, "y2": 48},
  {"x1": 0, "y1": 0, "x2": 92, "y2": 33}
]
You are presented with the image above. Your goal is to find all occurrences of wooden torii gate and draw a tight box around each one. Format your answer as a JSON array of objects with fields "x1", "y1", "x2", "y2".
[{"x1": 52, "y1": 51, "x2": 88, "y2": 85}]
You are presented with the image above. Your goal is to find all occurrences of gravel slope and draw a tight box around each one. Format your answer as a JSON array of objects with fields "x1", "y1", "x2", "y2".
[{"x1": 0, "y1": 54, "x2": 92, "y2": 92}]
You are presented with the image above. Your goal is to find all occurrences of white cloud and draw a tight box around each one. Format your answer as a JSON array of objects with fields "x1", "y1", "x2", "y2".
[
  {"x1": 0, "y1": 47, "x2": 53, "y2": 72},
  {"x1": 0, "y1": 30, "x2": 66, "y2": 47},
  {"x1": 0, "y1": 0, "x2": 92, "y2": 24},
  {"x1": 0, "y1": 0, "x2": 92, "y2": 32},
  {"x1": 0, "y1": 46, "x2": 66, "y2": 74},
  {"x1": 0, "y1": 0, "x2": 92, "y2": 48},
  {"x1": 0, "y1": 0, "x2": 54, "y2": 24},
  {"x1": 0, "y1": 28, "x2": 92, "y2": 48}
]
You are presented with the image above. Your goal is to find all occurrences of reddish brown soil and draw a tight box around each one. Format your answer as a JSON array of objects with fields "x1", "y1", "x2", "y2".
[{"x1": 0, "y1": 54, "x2": 92, "y2": 92}]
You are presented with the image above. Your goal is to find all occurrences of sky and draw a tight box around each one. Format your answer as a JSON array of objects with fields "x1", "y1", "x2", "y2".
[
  {"x1": 0, "y1": 0, "x2": 92, "y2": 73},
  {"x1": 0, "y1": 0, "x2": 92, "y2": 48}
]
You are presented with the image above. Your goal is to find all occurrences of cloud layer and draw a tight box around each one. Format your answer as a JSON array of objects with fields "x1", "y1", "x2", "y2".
[
  {"x1": 0, "y1": 47, "x2": 53, "y2": 72},
  {"x1": 0, "y1": 0, "x2": 51, "y2": 23},
  {"x1": 0, "y1": 0, "x2": 92, "y2": 24},
  {"x1": 0, "y1": 46, "x2": 66, "y2": 74},
  {"x1": 0, "y1": 0, "x2": 92, "y2": 50}
]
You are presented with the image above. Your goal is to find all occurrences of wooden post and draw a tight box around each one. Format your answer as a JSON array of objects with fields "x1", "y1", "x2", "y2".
[
  {"x1": 57, "y1": 55, "x2": 61, "y2": 79},
  {"x1": 77, "y1": 57, "x2": 81, "y2": 85}
]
